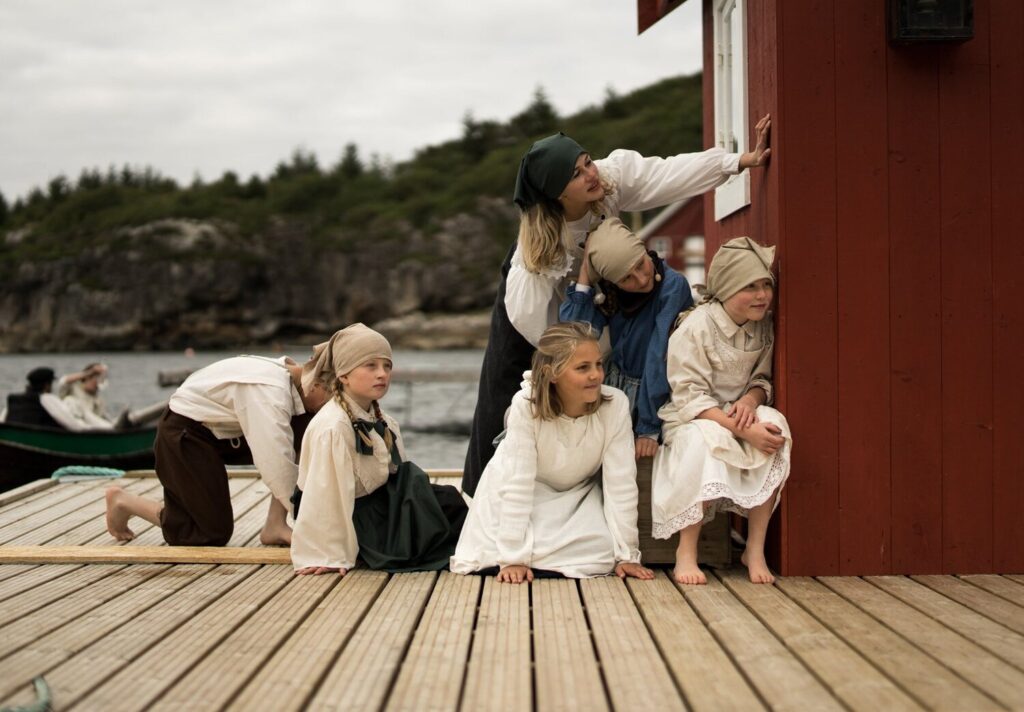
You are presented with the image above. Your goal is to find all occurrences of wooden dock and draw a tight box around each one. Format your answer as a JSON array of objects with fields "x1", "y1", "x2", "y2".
[{"x1": 1, "y1": 476, "x2": 1023, "y2": 711}]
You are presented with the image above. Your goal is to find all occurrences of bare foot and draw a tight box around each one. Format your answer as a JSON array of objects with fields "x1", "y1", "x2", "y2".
[
  {"x1": 105, "y1": 486, "x2": 136, "y2": 542},
  {"x1": 673, "y1": 559, "x2": 707, "y2": 585},
  {"x1": 260, "y1": 520, "x2": 292, "y2": 546},
  {"x1": 741, "y1": 550, "x2": 775, "y2": 584}
]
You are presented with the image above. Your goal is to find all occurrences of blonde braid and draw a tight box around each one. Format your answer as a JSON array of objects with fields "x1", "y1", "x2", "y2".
[{"x1": 371, "y1": 400, "x2": 395, "y2": 452}]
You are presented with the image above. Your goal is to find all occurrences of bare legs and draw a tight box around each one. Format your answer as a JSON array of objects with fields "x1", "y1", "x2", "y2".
[
  {"x1": 105, "y1": 486, "x2": 162, "y2": 541},
  {"x1": 740, "y1": 487, "x2": 780, "y2": 584},
  {"x1": 673, "y1": 490, "x2": 780, "y2": 585},
  {"x1": 259, "y1": 496, "x2": 292, "y2": 546}
]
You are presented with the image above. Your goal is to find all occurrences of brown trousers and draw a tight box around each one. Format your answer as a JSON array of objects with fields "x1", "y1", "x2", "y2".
[{"x1": 154, "y1": 409, "x2": 247, "y2": 546}]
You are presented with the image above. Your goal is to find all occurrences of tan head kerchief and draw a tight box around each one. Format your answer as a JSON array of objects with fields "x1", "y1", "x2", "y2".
[
  {"x1": 301, "y1": 323, "x2": 392, "y2": 395},
  {"x1": 705, "y1": 236, "x2": 776, "y2": 303},
  {"x1": 586, "y1": 217, "x2": 647, "y2": 284}
]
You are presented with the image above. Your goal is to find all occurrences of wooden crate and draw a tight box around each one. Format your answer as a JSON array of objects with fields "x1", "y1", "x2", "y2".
[{"x1": 636, "y1": 456, "x2": 731, "y2": 566}]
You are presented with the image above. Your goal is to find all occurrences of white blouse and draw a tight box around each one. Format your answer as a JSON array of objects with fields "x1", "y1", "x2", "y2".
[
  {"x1": 290, "y1": 395, "x2": 405, "y2": 571},
  {"x1": 505, "y1": 147, "x2": 742, "y2": 346}
]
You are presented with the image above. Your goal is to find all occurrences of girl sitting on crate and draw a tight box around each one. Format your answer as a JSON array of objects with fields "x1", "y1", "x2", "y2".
[
  {"x1": 290, "y1": 324, "x2": 466, "y2": 576},
  {"x1": 558, "y1": 217, "x2": 693, "y2": 459},
  {"x1": 450, "y1": 322, "x2": 654, "y2": 583},
  {"x1": 652, "y1": 237, "x2": 792, "y2": 585}
]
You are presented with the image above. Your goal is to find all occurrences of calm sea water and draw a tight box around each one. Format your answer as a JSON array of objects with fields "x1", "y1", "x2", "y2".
[{"x1": 0, "y1": 348, "x2": 484, "y2": 469}]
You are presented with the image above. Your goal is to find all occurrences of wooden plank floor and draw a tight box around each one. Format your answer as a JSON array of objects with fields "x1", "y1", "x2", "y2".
[{"x1": 1, "y1": 477, "x2": 1022, "y2": 711}]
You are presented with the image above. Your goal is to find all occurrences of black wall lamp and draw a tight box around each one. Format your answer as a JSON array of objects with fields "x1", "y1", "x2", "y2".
[{"x1": 889, "y1": 0, "x2": 974, "y2": 43}]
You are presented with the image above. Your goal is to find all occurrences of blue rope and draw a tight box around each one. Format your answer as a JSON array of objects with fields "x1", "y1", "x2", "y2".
[
  {"x1": 51, "y1": 465, "x2": 126, "y2": 480},
  {"x1": 0, "y1": 676, "x2": 52, "y2": 712}
]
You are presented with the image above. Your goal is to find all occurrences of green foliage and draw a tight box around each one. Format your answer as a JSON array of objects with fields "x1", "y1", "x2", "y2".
[{"x1": 5, "y1": 73, "x2": 704, "y2": 259}]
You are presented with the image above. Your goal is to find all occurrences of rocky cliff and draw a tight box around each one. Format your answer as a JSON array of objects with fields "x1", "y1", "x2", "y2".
[{"x1": 0, "y1": 200, "x2": 515, "y2": 352}]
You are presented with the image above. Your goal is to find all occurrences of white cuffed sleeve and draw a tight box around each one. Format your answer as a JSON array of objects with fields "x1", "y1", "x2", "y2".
[
  {"x1": 505, "y1": 259, "x2": 565, "y2": 347},
  {"x1": 599, "y1": 392, "x2": 642, "y2": 564},
  {"x1": 39, "y1": 393, "x2": 90, "y2": 431},
  {"x1": 663, "y1": 315, "x2": 721, "y2": 424},
  {"x1": 601, "y1": 148, "x2": 741, "y2": 213},
  {"x1": 231, "y1": 384, "x2": 299, "y2": 514},
  {"x1": 494, "y1": 394, "x2": 539, "y2": 567},
  {"x1": 290, "y1": 423, "x2": 359, "y2": 571}
]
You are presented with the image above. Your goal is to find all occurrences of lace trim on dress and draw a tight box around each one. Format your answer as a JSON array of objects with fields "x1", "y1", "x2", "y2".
[{"x1": 651, "y1": 444, "x2": 791, "y2": 540}]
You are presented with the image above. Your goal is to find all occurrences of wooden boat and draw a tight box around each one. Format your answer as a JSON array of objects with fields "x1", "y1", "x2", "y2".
[{"x1": 0, "y1": 422, "x2": 157, "y2": 493}]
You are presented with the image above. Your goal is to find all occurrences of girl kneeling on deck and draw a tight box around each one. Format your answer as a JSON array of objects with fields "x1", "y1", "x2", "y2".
[
  {"x1": 451, "y1": 322, "x2": 654, "y2": 583},
  {"x1": 559, "y1": 217, "x2": 693, "y2": 458},
  {"x1": 653, "y1": 237, "x2": 792, "y2": 585},
  {"x1": 290, "y1": 324, "x2": 467, "y2": 576}
]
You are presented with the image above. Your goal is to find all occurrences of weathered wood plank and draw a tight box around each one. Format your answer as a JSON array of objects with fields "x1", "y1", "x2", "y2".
[
  {"x1": 72, "y1": 565, "x2": 293, "y2": 712},
  {"x1": 0, "y1": 564, "x2": 219, "y2": 706},
  {"x1": 0, "y1": 479, "x2": 106, "y2": 527},
  {"x1": 460, "y1": 576, "x2": 531, "y2": 712},
  {"x1": 961, "y1": 574, "x2": 1024, "y2": 608},
  {"x1": 0, "y1": 563, "x2": 82, "y2": 602},
  {"x1": 719, "y1": 570, "x2": 919, "y2": 709},
  {"x1": 1007, "y1": 575, "x2": 1024, "y2": 586},
  {"x1": 821, "y1": 576, "x2": 1024, "y2": 708},
  {"x1": 677, "y1": 573, "x2": 841, "y2": 711},
  {"x1": 0, "y1": 563, "x2": 168, "y2": 662},
  {"x1": 0, "y1": 479, "x2": 57, "y2": 509},
  {"x1": 0, "y1": 563, "x2": 122, "y2": 627},
  {"x1": 914, "y1": 575, "x2": 1024, "y2": 635},
  {"x1": 150, "y1": 570, "x2": 341, "y2": 711},
  {"x1": 776, "y1": 576, "x2": 997, "y2": 711},
  {"x1": 2, "y1": 478, "x2": 160, "y2": 546},
  {"x1": 227, "y1": 570, "x2": 388, "y2": 712},
  {"x1": 0, "y1": 478, "x2": 140, "y2": 544},
  {"x1": 582, "y1": 575, "x2": 685, "y2": 710},
  {"x1": 386, "y1": 571, "x2": 481, "y2": 711},
  {"x1": 306, "y1": 572, "x2": 437, "y2": 712},
  {"x1": 532, "y1": 578, "x2": 608, "y2": 712},
  {"x1": 0, "y1": 545, "x2": 292, "y2": 565},
  {"x1": 629, "y1": 572, "x2": 762, "y2": 710},
  {"x1": 868, "y1": 575, "x2": 1024, "y2": 669}
]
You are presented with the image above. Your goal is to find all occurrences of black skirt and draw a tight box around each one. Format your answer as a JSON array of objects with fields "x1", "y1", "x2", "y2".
[{"x1": 462, "y1": 241, "x2": 536, "y2": 497}]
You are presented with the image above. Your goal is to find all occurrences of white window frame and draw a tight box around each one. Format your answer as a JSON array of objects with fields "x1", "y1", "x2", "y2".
[
  {"x1": 647, "y1": 236, "x2": 673, "y2": 261},
  {"x1": 713, "y1": 0, "x2": 750, "y2": 220}
]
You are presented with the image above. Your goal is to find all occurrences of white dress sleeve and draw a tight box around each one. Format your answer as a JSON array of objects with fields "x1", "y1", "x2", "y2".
[
  {"x1": 664, "y1": 315, "x2": 722, "y2": 424},
  {"x1": 504, "y1": 252, "x2": 568, "y2": 348},
  {"x1": 600, "y1": 148, "x2": 741, "y2": 213},
  {"x1": 39, "y1": 393, "x2": 89, "y2": 431},
  {"x1": 232, "y1": 384, "x2": 299, "y2": 513},
  {"x1": 599, "y1": 392, "x2": 642, "y2": 564},
  {"x1": 494, "y1": 394, "x2": 540, "y2": 567},
  {"x1": 290, "y1": 423, "x2": 360, "y2": 571}
]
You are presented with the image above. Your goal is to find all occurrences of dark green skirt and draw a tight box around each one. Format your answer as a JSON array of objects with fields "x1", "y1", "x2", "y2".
[{"x1": 293, "y1": 461, "x2": 467, "y2": 573}]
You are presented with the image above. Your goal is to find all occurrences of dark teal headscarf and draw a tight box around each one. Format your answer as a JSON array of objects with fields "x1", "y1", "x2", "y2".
[{"x1": 513, "y1": 133, "x2": 586, "y2": 210}]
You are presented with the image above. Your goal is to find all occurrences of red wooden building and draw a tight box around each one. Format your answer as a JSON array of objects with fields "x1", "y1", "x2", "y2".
[{"x1": 639, "y1": 0, "x2": 1024, "y2": 575}]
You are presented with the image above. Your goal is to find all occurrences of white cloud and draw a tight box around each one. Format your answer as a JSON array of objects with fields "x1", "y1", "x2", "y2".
[{"x1": 0, "y1": 0, "x2": 702, "y2": 200}]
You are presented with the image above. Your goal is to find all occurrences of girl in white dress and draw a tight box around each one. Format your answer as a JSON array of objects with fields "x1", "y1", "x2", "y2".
[
  {"x1": 291, "y1": 323, "x2": 466, "y2": 576},
  {"x1": 451, "y1": 322, "x2": 654, "y2": 582},
  {"x1": 463, "y1": 117, "x2": 773, "y2": 498},
  {"x1": 652, "y1": 237, "x2": 792, "y2": 585}
]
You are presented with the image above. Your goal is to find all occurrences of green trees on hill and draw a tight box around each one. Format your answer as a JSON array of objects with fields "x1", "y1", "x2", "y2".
[{"x1": 1, "y1": 73, "x2": 703, "y2": 259}]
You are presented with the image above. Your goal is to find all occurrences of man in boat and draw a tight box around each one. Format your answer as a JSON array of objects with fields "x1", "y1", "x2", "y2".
[
  {"x1": 104, "y1": 353, "x2": 331, "y2": 547},
  {"x1": 1, "y1": 367, "x2": 95, "y2": 431},
  {"x1": 57, "y1": 363, "x2": 117, "y2": 429}
]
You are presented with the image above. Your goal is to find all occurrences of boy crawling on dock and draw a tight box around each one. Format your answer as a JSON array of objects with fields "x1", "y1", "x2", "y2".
[{"x1": 105, "y1": 352, "x2": 330, "y2": 546}]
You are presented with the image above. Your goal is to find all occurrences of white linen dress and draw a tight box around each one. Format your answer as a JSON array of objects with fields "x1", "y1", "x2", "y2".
[
  {"x1": 651, "y1": 302, "x2": 792, "y2": 539},
  {"x1": 450, "y1": 379, "x2": 642, "y2": 578}
]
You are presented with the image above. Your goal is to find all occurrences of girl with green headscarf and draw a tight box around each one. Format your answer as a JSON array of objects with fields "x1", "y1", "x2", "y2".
[{"x1": 463, "y1": 116, "x2": 773, "y2": 498}]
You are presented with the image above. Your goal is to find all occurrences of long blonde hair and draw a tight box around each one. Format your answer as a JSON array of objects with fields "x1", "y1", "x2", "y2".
[
  {"x1": 529, "y1": 322, "x2": 610, "y2": 420},
  {"x1": 519, "y1": 171, "x2": 616, "y2": 273}
]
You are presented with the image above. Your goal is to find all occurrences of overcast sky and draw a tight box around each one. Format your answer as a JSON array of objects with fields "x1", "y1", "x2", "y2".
[{"x1": 0, "y1": 1, "x2": 702, "y2": 202}]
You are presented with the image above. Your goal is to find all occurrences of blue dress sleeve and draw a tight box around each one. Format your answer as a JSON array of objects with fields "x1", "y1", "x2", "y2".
[
  {"x1": 635, "y1": 271, "x2": 693, "y2": 439},
  {"x1": 558, "y1": 284, "x2": 609, "y2": 334}
]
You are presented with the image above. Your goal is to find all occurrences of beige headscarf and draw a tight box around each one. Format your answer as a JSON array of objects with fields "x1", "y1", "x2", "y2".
[
  {"x1": 705, "y1": 236, "x2": 776, "y2": 303},
  {"x1": 301, "y1": 323, "x2": 392, "y2": 395},
  {"x1": 586, "y1": 218, "x2": 647, "y2": 284}
]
